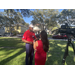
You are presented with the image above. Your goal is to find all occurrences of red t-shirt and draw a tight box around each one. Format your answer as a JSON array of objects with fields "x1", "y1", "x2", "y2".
[{"x1": 22, "y1": 30, "x2": 36, "y2": 42}]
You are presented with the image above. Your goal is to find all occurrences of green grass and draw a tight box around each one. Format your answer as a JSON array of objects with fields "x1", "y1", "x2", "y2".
[
  {"x1": 46, "y1": 40, "x2": 75, "y2": 65},
  {"x1": 47, "y1": 34, "x2": 52, "y2": 38},
  {"x1": 0, "y1": 37, "x2": 25, "y2": 65},
  {"x1": 0, "y1": 37, "x2": 75, "y2": 65}
]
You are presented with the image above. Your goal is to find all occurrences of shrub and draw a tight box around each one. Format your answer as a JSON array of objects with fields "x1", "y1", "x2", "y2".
[
  {"x1": 12, "y1": 30, "x2": 19, "y2": 36},
  {"x1": 47, "y1": 34, "x2": 52, "y2": 38}
]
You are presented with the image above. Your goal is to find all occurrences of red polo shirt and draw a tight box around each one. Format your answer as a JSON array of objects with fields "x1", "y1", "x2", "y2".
[{"x1": 22, "y1": 30, "x2": 36, "y2": 42}]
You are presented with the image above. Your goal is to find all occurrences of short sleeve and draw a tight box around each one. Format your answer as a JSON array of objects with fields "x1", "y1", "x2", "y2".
[{"x1": 22, "y1": 32, "x2": 27, "y2": 40}]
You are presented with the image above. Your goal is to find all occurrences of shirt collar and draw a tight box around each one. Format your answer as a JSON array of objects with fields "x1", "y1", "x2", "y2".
[
  {"x1": 28, "y1": 29, "x2": 33, "y2": 33},
  {"x1": 28, "y1": 29, "x2": 31, "y2": 32}
]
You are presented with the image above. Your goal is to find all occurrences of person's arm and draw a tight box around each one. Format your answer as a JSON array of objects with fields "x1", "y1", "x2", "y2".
[
  {"x1": 33, "y1": 41, "x2": 38, "y2": 51},
  {"x1": 22, "y1": 39, "x2": 33, "y2": 44},
  {"x1": 22, "y1": 32, "x2": 33, "y2": 44}
]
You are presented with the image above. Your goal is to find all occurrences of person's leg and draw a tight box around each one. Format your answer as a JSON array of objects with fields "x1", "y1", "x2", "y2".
[
  {"x1": 29, "y1": 45, "x2": 34, "y2": 65},
  {"x1": 25, "y1": 43, "x2": 31, "y2": 65}
]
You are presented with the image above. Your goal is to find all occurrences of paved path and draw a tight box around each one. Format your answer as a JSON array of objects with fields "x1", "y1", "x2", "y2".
[
  {"x1": 0, "y1": 36, "x2": 21, "y2": 38},
  {"x1": 0, "y1": 36, "x2": 75, "y2": 41}
]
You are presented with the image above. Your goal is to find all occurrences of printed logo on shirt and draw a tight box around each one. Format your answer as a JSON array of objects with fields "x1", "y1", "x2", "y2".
[
  {"x1": 23, "y1": 36, "x2": 24, "y2": 38},
  {"x1": 32, "y1": 36, "x2": 35, "y2": 39},
  {"x1": 32, "y1": 36, "x2": 34, "y2": 38}
]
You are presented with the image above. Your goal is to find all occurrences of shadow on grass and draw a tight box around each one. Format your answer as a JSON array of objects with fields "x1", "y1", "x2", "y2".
[
  {"x1": 0, "y1": 38, "x2": 26, "y2": 65},
  {"x1": 45, "y1": 40, "x2": 75, "y2": 65},
  {"x1": 0, "y1": 38, "x2": 75, "y2": 65},
  {"x1": 0, "y1": 48, "x2": 26, "y2": 65}
]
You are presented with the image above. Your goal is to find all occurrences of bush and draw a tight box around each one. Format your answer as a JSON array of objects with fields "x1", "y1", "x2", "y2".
[
  {"x1": 47, "y1": 34, "x2": 52, "y2": 38},
  {"x1": 12, "y1": 30, "x2": 19, "y2": 36}
]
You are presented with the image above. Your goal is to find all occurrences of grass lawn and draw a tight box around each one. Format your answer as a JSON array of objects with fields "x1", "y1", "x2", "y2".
[{"x1": 0, "y1": 37, "x2": 75, "y2": 65}]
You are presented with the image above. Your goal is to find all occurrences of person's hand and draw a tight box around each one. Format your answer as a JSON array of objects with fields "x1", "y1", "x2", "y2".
[
  {"x1": 34, "y1": 48, "x2": 37, "y2": 52},
  {"x1": 29, "y1": 42, "x2": 33, "y2": 44},
  {"x1": 33, "y1": 40, "x2": 35, "y2": 44},
  {"x1": 35, "y1": 38, "x2": 38, "y2": 40}
]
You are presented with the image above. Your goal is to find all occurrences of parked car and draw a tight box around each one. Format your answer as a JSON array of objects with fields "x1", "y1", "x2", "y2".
[
  {"x1": 52, "y1": 33, "x2": 68, "y2": 39},
  {"x1": 17, "y1": 33, "x2": 23, "y2": 37},
  {"x1": 4, "y1": 33, "x2": 14, "y2": 36},
  {"x1": 10, "y1": 33, "x2": 14, "y2": 36},
  {"x1": 3, "y1": 33, "x2": 10, "y2": 36}
]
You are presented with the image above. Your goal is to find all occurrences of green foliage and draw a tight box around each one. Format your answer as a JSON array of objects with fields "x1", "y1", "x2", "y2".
[
  {"x1": 24, "y1": 23, "x2": 29, "y2": 27},
  {"x1": 31, "y1": 9, "x2": 59, "y2": 30},
  {"x1": 16, "y1": 9, "x2": 30, "y2": 17},
  {"x1": 52, "y1": 27, "x2": 58, "y2": 31},
  {"x1": 57, "y1": 9, "x2": 75, "y2": 25},
  {"x1": 0, "y1": 9, "x2": 30, "y2": 32},
  {"x1": 4, "y1": 9, "x2": 26, "y2": 25},
  {"x1": 12, "y1": 30, "x2": 19, "y2": 36},
  {"x1": 47, "y1": 34, "x2": 52, "y2": 38}
]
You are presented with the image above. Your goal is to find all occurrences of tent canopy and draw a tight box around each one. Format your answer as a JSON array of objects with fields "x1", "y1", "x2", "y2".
[{"x1": 33, "y1": 26, "x2": 41, "y2": 31}]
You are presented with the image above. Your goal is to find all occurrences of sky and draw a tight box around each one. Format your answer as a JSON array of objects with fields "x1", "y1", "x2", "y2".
[
  {"x1": 24, "y1": 9, "x2": 63, "y2": 24},
  {"x1": 0, "y1": 9, "x2": 63, "y2": 24}
]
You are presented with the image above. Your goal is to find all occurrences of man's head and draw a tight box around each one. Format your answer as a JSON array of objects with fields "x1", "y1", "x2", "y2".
[{"x1": 29, "y1": 24, "x2": 34, "y2": 32}]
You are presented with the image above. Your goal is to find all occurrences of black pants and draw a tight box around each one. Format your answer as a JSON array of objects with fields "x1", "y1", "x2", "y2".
[{"x1": 25, "y1": 43, "x2": 34, "y2": 65}]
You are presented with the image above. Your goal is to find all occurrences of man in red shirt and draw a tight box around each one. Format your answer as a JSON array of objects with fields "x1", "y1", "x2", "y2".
[{"x1": 22, "y1": 24, "x2": 36, "y2": 65}]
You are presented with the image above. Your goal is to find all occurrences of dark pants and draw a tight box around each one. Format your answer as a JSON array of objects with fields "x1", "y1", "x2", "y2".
[{"x1": 25, "y1": 43, "x2": 34, "y2": 65}]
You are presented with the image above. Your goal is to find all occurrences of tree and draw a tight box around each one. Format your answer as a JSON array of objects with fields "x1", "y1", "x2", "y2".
[
  {"x1": 4, "y1": 9, "x2": 27, "y2": 34},
  {"x1": 16, "y1": 9, "x2": 30, "y2": 17},
  {"x1": 31, "y1": 9, "x2": 59, "y2": 31},
  {"x1": 0, "y1": 12, "x2": 11, "y2": 28},
  {"x1": 57, "y1": 9, "x2": 75, "y2": 26},
  {"x1": 14, "y1": 12, "x2": 25, "y2": 25},
  {"x1": 4, "y1": 9, "x2": 18, "y2": 34},
  {"x1": 0, "y1": 9, "x2": 30, "y2": 35},
  {"x1": 31, "y1": 20, "x2": 38, "y2": 25}
]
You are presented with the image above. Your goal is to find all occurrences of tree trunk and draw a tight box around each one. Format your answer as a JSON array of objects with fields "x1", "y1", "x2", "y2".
[
  {"x1": 10, "y1": 25, "x2": 12, "y2": 36},
  {"x1": 43, "y1": 24, "x2": 44, "y2": 30},
  {"x1": 41, "y1": 23, "x2": 44, "y2": 30}
]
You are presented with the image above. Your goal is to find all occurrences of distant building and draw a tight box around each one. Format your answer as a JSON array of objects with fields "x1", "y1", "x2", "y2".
[
  {"x1": 5, "y1": 25, "x2": 28, "y2": 34},
  {"x1": 33, "y1": 23, "x2": 50, "y2": 34},
  {"x1": 33, "y1": 26, "x2": 41, "y2": 35},
  {"x1": 34, "y1": 23, "x2": 44, "y2": 31},
  {"x1": 0, "y1": 26, "x2": 5, "y2": 35}
]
